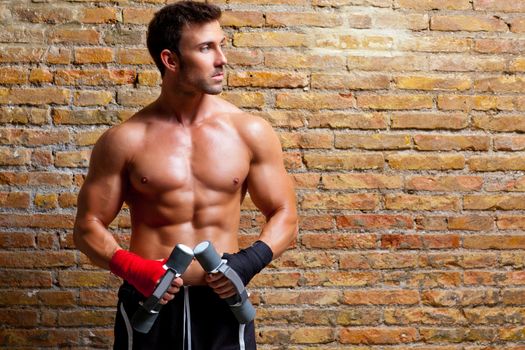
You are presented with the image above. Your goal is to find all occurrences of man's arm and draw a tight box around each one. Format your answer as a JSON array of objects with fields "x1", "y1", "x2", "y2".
[
  {"x1": 243, "y1": 116, "x2": 298, "y2": 258},
  {"x1": 206, "y1": 115, "x2": 298, "y2": 297},
  {"x1": 74, "y1": 127, "x2": 180, "y2": 300},
  {"x1": 74, "y1": 127, "x2": 127, "y2": 269}
]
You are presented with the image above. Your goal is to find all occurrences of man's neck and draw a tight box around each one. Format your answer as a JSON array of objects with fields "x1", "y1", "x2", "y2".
[{"x1": 155, "y1": 83, "x2": 211, "y2": 126}]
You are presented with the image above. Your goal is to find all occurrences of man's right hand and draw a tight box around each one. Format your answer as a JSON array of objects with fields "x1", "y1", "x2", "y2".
[{"x1": 109, "y1": 249, "x2": 182, "y2": 300}]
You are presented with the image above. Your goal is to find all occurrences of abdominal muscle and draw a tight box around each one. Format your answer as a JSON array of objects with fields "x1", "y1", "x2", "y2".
[{"x1": 126, "y1": 196, "x2": 243, "y2": 286}]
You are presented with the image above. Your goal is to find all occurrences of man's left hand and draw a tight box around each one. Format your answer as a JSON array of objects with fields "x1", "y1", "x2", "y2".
[{"x1": 205, "y1": 273, "x2": 236, "y2": 299}]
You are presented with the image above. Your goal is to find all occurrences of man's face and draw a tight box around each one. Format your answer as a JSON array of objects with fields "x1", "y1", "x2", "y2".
[{"x1": 175, "y1": 20, "x2": 227, "y2": 95}]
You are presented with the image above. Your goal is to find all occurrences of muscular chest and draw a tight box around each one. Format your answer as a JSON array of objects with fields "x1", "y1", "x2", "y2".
[{"x1": 128, "y1": 122, "x2": 250, "y2": 196}]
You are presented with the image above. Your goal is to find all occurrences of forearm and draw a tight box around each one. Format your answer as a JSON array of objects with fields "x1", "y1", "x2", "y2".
[
  {"x1": 257, "y1": 205, "x2": 298, "y2": 259},
  {"x1": 73, "y1": 218, "x2": 121, "y2": 270}
]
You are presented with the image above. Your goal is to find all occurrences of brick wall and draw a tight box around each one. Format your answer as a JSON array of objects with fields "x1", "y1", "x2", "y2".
[{"x1": 1, "y1": 0, "x2": 525, "y2": 348}]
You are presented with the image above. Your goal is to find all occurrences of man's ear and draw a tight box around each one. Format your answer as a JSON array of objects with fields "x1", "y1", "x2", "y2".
[{"x1": 160, "y1": 49, "x2": 179, "y2": 73}]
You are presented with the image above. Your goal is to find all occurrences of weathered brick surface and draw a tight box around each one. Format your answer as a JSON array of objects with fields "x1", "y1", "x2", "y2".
[{"x1": 1, "y1": 1, "x2": 524, "y2": 349}]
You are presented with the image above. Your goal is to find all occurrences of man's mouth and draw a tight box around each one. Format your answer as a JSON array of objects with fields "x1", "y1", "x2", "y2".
[{"x1": 212, "y1": 72, "x2": 224, "y2": 81}]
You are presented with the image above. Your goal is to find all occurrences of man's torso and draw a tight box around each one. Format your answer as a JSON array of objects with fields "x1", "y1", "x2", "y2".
[{"x1": 115, "y1": 100, "x2": 253, "y2": 284}]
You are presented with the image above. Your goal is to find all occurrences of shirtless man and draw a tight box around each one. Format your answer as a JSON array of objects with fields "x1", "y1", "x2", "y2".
[{"x1": 73, "y1": 2, "x2": 298, "y2": 349}]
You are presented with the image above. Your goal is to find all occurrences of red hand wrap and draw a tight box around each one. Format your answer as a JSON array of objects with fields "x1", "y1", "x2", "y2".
[{"x1": 109, "y1": 249, "x2": 166, "y2": 297}]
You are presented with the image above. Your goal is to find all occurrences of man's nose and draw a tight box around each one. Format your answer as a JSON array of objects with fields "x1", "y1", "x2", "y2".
[{"x1": 216, "y1": 48, "x2": 227, "y2": 66}]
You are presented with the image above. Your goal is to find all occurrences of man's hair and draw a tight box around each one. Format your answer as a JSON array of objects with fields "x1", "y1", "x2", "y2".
[{"x1": 147, "y1": 1, "x2": 222, "y2": 76}]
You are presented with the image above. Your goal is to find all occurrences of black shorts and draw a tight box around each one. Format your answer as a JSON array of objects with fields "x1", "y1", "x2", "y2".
[{"x1": 114, "y1": 282, "x2": 256, "y2": 350}]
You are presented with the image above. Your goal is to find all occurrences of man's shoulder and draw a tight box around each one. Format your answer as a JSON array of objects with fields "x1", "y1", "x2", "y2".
[
  {"x1": 229, "y1": 112, "x2": 274, "y2": 142},
  {"x1": 209, "y1": 96, "x2": 271, "y2": 136},
  {"x1": 93, "y1": 115, "x2": 146, "y2": 158}
]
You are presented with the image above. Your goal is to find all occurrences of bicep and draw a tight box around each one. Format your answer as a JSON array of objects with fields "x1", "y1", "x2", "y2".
[
  {"x1": 76, "y1": 133, "x2": 127, "y2": 228},
  {"x1": 245, "y1": 124, "x2": 295, "y2": 217}
]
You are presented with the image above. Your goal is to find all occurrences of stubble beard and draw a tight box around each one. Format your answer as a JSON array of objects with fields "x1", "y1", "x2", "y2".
[
  {"x1": 178, "y1": 66, "x2": 224, "y2": 96},
  {"x1": 201, "y1": 80, "x2": 223, "y2": 95}
]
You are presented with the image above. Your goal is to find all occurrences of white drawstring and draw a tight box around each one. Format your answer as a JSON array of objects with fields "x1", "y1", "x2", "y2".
[{"x1": 182, "y1": 287, "x2": 192, "y2": 350}]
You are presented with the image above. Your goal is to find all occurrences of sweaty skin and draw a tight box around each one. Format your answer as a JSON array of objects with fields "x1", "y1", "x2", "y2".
[{"x1": 73, "y1": 20, "x2": 298, "y2": 303}]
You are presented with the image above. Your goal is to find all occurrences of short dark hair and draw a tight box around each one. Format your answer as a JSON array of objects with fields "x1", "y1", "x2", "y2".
[{"x1": 147, "y1": 1, "x2": 222, "y2": 76}]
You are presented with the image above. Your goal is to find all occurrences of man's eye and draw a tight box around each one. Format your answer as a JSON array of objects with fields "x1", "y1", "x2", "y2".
[{"x1": 201, "y1": 46, "x2": 210, "y2": 52}]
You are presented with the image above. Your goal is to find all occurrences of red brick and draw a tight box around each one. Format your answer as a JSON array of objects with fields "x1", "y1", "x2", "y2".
[
  {"x1": 224, "y1": 48, "x2": 263, "y2": 66},
  {"x1": 385, "y1": 307, "x2": 466, "y2": 325},
  {"x1": 348, "y1": 54, "x2": 429, "y2": 71},
  {"x1": 49, "y1": 28, "x2": 100, "y2": 45},
  {"x1": 336, "y1": 133, "x2": 410, "y2": 150},
  {"x1": 494, "y1": 135, "x2": 525, "y2": 151},
  {"x1": 422, "y1": 289, "x2": 498, "y2": 306},
  {"x1": 475, "y1": 39, "x2": 525, "y2": 54},
  {"x1": 0, "y1": 329, "x2": 81, "y2": 347},
  {"x1": 303, "y1": 271, "x2": 380, "y2": 287},
  {"x1": 0, "y1": 191, "x2": 29, "y2": 208},
  {"x1": 323, "y1": 173, "x2": 402, "y2": 189},
  {"x1": 464, "y1": 194, "x2": 525, "y2": 210},
  {"x1": 0, "y1": 251, "x2": 75, "y2": 268},
  {"x1": 234, "y1": 32, "x2": 307, "y2": 47},
  {"x1": 423, "y1": 234, "x2": 461, "y2": 249},
  {"x1": 385, "y1": 194, "x2": 461, "y2": 211},
  {"x1": 304, "y1": 152, "x2": 384, "y2": 170},
  {"x1": 392, "y1": 112, "x2": 468, "y2": 130},
  {"x1": 59, "y1": 310, "x2": 115, "y2": 326},
  {"x1": 431, "y1": 15, "x2": 508, "y2": 32},
  {"x1": 437, "y1": 95, "x2": 497, "y2": 111},
  {"x1": 395, "y1": 0, "x2": 471, "y2": 10},
  {"x1": 406, "y1": 176, "x2": 483, "y2": 192},
  {"x1": 409, "y1": 271, "x2": 462, "y2": 288},
  {"x1": 414, "y1": 134, "x2": 489, "y2": 151},
  {"x1": 266, "y1": 52, "x2": 345, "y2": 69},
  {"x1": 357, "y1": 94, "x2": 433, "y2": 110},
  {"x1": 474, "y1": 0, "x2": 525, "y2": 12},
  {"x1": 387, "y1": 153, "x2": 465, "y2": 170},
  {"x1": 231, "y1": 71, "x2": 308, "y2": 89},
  {"x1": 381, "y1": 234, "x2": 423, "y2": 249},
  {"x1": 336, "y1": 308, "x2": 382, "y2": 326},
  {"x1": 292, "y1": 173, "x2": 321, "y2": 189},
  {"x1": 343, "y1": 290, "x2": 419, "y2": 305},
  {"x1": 302, "y1": 233, "x2": 377, "y2": 249},
  {"x1": 336, "y1": 214, "x2": 413, "y2": 230},
  {"x1": 398, "y1": 36, "x2": 471, "y2": 54},
  {"x1": 469, "y1": 156, "x2": 525, "y2": 171},
  {"x1": 301, "y1": 193, "x2": 380, "y2": 210},
  {"x1": 80, "y1": 7, "x2": 118, "y2": 24},
  {"x1": 271, "y1": 250, "x2": 335, "y2": 269},
  {"x1": 279, "y1": 132, "x2": 333, "y2": 149},
  {"x1": 465, "y1": 235, "x2": 525, "y2": 249},
  {"x1": 308, "y1": 112, "x2": 387, "y2": 129},
  {"x1": 502, "y1": 289, "x2": 525, "y2": 305},
  {"x1": 263, "y1": 290, "x2": 340, "y2": 305},
  {"x1": 339, "y1": 327, "x2": 418, "y2": 344},
  {"x1": 429, "y1": 54, "x2": 506, "y2": 72},
  {"x1": 473, "y1": 114, "x2": 525, "y2": 132},
  {"x1": 74, "y1": 47, "x2": 114, "y2": 64},
  {"x1": 252, "y1": 272, "x2": 301, "y2": 287},
  {"x1": 55, "y1": 69, "x2": 136, "y2": 86},
  {"x1": 122, "y1": 7, "x2": 156, "y2": 24},
  {"x1": 475, "y1": 76, "x2": 525, "y2": 93},
  {"x1": 266, "y1": 11, "x2": 342, "y2": 27},
  {"x1": 299, "y1": 215, "x2": 333, "y2": 230},
  {"x1": 498, "y1": 215, "x2": 525, "y2": 230},
  {"x1": 448, "y1": 215, "x2": 494, "y2": 231},
  {"x1": 276, "y1": 92, "x2": 355, "y2": 110},
  {"x1": 416, "y1": 216, "x2": 448, "y2": 231},
  {"x1": 311, "y1": 72, "x2": 390, "y2": 89},
  {"x1": 396, "y1": 75, "x2": 471, "y2": 91}
]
